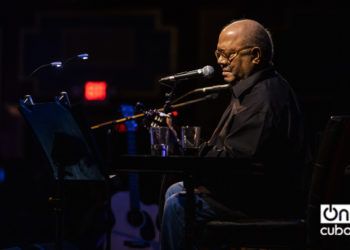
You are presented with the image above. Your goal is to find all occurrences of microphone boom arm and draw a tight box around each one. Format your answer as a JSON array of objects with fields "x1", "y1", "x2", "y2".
[{"x1": 90, "y1": 93, "x2": 218, "y2": 130}]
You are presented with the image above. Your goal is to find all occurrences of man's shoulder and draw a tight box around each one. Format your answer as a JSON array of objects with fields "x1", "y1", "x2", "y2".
[{"x1": 255, "y1": 72, "x2": 291, "y2": 98}]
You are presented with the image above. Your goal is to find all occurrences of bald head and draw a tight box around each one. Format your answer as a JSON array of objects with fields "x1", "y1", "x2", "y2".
[{"x1": 220, "y1": 19, "x2": 274, "y2": 64}]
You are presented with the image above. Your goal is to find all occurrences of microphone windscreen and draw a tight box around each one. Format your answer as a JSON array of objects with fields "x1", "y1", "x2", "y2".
[{"x1": 202, "y1": 65, "x2": 214, "y2": 78}]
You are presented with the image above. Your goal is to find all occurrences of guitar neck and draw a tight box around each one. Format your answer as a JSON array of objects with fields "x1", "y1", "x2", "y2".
[
  {"x1": 126, "y1": 131, "x2": 141, "y2": 211},
  {"x1": 128, "y1": 172, "x2": 141, "y2": 210}
]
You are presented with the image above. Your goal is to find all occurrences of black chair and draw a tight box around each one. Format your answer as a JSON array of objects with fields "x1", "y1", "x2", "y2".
[{"x1": 198, "y1": 115, "x2": 350, "y2": 250}]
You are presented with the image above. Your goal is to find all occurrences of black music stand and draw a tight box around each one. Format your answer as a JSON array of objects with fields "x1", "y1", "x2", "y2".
[{"x1": 18, "y1": 93, "x2": 105, "y2": 250}]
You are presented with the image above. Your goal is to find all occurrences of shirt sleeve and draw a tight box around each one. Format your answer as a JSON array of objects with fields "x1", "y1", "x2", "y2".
[
  {"x1": 222, "y1": 111, "x2": 270, "y2": 158},
  {"x1": 203, "y1": 110, "x2": 271, "y2": 159}
]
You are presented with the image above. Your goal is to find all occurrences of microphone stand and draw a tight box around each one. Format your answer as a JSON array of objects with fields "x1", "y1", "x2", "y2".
[{"x1": 163, "y1": 82, "x2": 176, "y2": 114}]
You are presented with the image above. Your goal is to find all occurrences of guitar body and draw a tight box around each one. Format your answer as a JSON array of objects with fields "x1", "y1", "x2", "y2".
[{"x1": 111, "y1": 191, "x2": 160, "y2": 250}]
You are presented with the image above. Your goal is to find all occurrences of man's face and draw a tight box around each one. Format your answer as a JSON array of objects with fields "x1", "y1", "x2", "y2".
[{"x1": 215, "y1": 30, "x2": 254, "y2": 84}]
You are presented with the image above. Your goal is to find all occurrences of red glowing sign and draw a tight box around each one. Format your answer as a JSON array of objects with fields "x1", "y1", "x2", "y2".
[{"x1": 84, "y1": 81, "x2": 107, "y2": 101}]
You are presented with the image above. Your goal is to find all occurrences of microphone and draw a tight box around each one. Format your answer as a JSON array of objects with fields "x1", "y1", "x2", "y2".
[
  {"x1": 159, "y1": 65, "x2": 214, "y2": 83},
  {"x1": 171, "y1": 84, "x2": 231, "y2": 105},
  {"x1": 29, "y1": 61, "x2": 62, "y2": 77},
  {"x1": 195, "y1": 84, "x2": 231, "y2": 93}
]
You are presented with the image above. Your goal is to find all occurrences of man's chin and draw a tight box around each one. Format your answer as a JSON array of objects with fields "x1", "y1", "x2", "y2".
[
  {"x1": 222, "y1": 71, "x2": 233, "y2": 79},
  {"x1": 222, "y1": 74, "x2": 234, "y2": 83}
]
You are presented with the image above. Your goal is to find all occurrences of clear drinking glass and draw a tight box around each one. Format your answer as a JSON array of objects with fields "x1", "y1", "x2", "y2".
[
  {"x1": 149, "y1": 127, "x2": 170, "y2": 157},
  {"x1": 181, "y1": 126, "x2": 201, "y2": 156}
]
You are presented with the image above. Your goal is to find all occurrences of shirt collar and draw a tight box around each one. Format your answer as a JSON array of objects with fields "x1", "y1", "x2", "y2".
[{"x1": 232, "y1": 66, "x2": 276, "y2": 98}]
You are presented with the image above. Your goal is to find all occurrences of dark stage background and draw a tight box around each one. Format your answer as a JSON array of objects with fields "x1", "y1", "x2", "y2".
[{"x1": 0, "y1": 0, "x2": 349, "y2": 248}]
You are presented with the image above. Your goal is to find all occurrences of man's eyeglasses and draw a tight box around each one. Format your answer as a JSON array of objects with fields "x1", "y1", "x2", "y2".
[{"x1": 214, "y1": 46, "x2": 254, "y2": 62}]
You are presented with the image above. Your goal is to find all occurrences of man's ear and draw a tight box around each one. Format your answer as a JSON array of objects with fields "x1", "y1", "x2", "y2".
[{"x1": 251, "y1": 47, "x2": 261, "y2": 64}]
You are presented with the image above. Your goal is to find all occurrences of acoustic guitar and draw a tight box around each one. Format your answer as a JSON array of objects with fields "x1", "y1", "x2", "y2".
[{"x1": 110, "y1": 104, "x2": 160, "y2": 250}]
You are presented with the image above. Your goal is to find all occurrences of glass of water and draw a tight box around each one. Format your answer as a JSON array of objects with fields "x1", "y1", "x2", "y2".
[
  {"x1": 181, "y1": 126, "x2": 201, "y2": 156},
  {"x1": 149, "y1": 127, "x2": 170, "y2": 157}
]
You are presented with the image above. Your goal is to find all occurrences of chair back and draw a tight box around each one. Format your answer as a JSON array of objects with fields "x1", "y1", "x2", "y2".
[{"x1": 307, "y1": 115, "x2": 350, "y2": 247}]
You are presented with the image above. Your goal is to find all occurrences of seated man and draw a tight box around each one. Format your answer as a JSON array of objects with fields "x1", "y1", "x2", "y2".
[{"x1": 160, "y1": 18, "x2": 309, "y2": 250}]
